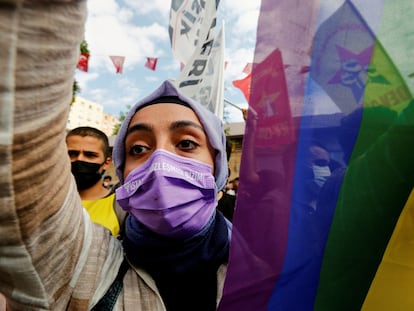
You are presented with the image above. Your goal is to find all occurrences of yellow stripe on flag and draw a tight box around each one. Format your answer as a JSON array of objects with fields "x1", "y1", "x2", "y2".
[{"x1": 362, "y1": 188, "x2": 414, "y2": 310}]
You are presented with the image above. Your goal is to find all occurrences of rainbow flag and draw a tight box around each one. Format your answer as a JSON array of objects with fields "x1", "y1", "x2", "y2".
[{"x1": 219, "y1": 1, "x2": 414, "y2": 310}]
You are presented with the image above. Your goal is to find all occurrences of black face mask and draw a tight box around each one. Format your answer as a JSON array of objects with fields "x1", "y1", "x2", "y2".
[{"x1": 71, "y1": 160, "x2": 104, "y2": 191}]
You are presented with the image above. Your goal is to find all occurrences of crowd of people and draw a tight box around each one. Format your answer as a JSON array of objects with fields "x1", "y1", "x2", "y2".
[
  {"x1": 0, "y1": 2, "x2": 236, "y2": 308},
  {"x1": 2, "y1": 1, "x2": 414, "y2": 311},
  {"x1": 66, "y1": 125, "x2": 237, "y2": 239},
  {"x1": 0, "y1": 114, "x2": 238, "y2": 311},
  {"x1": 0, "y1": 114, "x2": 238, "y2": 310}
]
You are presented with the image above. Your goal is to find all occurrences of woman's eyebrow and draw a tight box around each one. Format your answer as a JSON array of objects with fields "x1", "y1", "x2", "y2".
[
  {"x1": 126, "y1": 123, "x2": 153, "y2": 136},
  {"x1": 169, "y1": 120, "x2": 204, "y2": 132},
  {"x1": 126, "y1": 120, "x2": 204, "y2": 138}
]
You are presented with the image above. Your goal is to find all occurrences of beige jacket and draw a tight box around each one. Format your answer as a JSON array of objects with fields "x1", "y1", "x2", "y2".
[{"x1": 0, "y1": 1, "x2": 226, "y2": 310}]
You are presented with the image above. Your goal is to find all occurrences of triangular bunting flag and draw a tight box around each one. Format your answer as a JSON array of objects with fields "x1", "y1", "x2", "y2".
[
  {"x1": 77, "y1": 53, "x2": 89, "y2": 72},
  {"x1": 145, "y1": 57, "x2": 158, "y2": 71},
  {"x1": 109, "y1": 56, "x2": 125, "y2": 74}
]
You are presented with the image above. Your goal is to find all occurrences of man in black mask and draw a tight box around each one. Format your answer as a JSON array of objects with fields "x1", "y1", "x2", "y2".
[{"x1": 66, "y1": 126, "x2": 125, "y2": 237}]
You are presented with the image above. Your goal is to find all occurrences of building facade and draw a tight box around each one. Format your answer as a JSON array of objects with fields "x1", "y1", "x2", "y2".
[
  {"x1": 67, "y1": 96, "x2": 119, "y2": 137},
  {"x1": 225, "y1": 122, "x2": 245, "y2": 181}
]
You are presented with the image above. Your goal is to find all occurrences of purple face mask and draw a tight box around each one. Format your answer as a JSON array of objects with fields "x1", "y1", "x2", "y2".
[{"x1": 116, "y1": 149, "x2": 217, "y2": 238}]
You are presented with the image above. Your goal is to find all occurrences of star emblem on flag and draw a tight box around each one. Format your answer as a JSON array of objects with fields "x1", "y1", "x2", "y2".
[{"x1": 328, "y1": 45, "x2": 389, "y2": 102}]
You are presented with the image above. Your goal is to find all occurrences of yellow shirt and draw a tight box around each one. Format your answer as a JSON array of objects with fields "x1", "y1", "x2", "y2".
[{"x1": 82, "y1": 193, "x2": 120, "y2": 236}]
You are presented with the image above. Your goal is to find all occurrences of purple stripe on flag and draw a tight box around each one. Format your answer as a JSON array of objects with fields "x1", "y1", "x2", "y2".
[{"x1": 218, "y1": 1, "x2": 320, "y2": 310}]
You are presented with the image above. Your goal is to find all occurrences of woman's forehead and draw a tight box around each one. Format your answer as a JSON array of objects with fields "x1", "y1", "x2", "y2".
[{"x1": 129, "y1": 103, "x2": 203, "y2": 127}]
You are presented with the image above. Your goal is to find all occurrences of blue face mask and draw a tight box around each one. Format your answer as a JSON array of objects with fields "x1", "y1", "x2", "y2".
[{"x1": 116, "y1": 150, "x2": 217, "y2": 238}]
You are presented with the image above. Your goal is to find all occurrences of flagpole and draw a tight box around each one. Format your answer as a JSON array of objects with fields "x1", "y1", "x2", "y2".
[
  {"x1": 224, "y1": 98, "x2": 258, "y2": 118},
  {"x1": 224, "y1": 98, "x2": 244, "y2": 111}
]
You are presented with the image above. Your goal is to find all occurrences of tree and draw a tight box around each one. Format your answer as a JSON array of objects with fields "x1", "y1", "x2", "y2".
[
  {"x1": 72, "y1": 79, "x2": 81, "y2": 104},
  {"x1": 112, "y1": 104, "x2": 131, "y2": 135}
]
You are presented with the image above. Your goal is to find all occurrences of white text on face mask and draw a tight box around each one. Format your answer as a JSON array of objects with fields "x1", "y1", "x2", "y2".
[{"x1": 124, "y1": 160, "x2": 206, "y2": 195}]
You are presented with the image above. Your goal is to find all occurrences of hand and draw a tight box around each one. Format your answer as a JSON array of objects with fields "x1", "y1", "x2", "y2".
[{"x1": 242, "y1": 108, "x2": 248, "y2": 121}]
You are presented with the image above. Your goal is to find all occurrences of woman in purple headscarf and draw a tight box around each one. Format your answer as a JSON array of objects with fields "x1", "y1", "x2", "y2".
[{"x1": 0, "y1": 2, "x2": 230, "y2": 310}]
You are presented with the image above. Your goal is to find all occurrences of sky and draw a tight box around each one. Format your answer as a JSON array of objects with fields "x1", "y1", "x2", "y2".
[{"x1": 74, "y1": 0, "x2": 261, "y2": 123}]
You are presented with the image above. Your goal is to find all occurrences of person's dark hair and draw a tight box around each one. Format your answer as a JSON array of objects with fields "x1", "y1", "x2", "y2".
[{"x1": 66, "y1": 126, "x2": 111, "y2": 158}]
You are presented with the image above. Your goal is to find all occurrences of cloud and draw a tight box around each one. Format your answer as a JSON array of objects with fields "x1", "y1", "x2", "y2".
[
  {"x1": 75, "y1": 71, "x2": 99, "y2": 92},
  {"x1": 85, "y1": 0, "x2": 170, "y2": 69},
  {"x1": 219, "y1": 0, "x2": 260, "y2": 79},
  {"x1": 123, "y1": 0, "x2": 169, "y2": 17},
  {"x1": 221, "y1": 0, "x2": 260, "y2": 34},
  {"x1": 224, "y1": 47, "x2": 255, "y2": 79}
]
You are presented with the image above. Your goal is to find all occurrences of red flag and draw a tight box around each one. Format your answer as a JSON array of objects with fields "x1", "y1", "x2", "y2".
[
  {"x1": 145, "y1": 57, "x2": 158, "y2": 71},
  {"x1": 232, "y1": 74, "x2": 251, "y2": 102},
  {"x1": 109, "y1": 56, "x2": 125, "y2": 74},
  {"x1": 77, "y1": 53, "x2": 89, "y2": 72}
]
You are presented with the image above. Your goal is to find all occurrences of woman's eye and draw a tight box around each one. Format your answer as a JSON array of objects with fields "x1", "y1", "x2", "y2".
[
  {"x1": 178, "y1": 139, "x2": 199, "y2": 150},
  {"x1": 129, "y1": 145, "x2": 147, "y2": 155}
]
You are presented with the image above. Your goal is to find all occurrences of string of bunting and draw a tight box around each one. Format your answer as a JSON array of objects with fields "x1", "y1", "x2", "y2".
[
  {"x1": 76, "y1": 54, "x2": 159, "y2": 73},
  {"x1": 76, "y1": 50, "x2": 255, "y2": 108}
]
